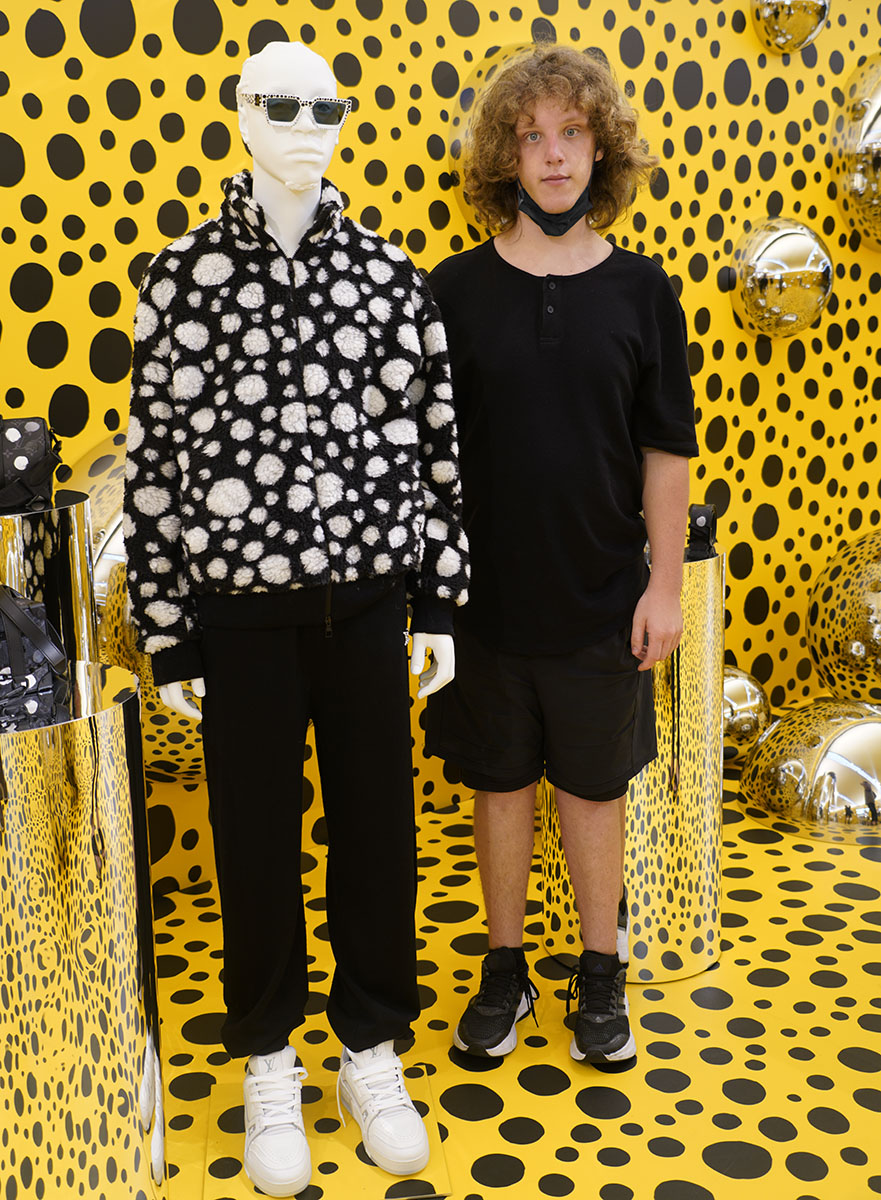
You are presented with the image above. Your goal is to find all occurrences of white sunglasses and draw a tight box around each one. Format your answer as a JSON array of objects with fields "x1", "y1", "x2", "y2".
[{"x1": 237, "y1": 92, "x2": 352, "y2": 129}]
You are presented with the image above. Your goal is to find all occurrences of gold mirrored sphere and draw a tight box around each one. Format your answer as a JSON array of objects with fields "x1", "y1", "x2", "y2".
[
  {"x1": 740, "y1": 698, "x2": 881, "y2": 838},
  {"x1": 751, "y1": 1, "x2": 830, "y2": 55},
  {"x1": 832, "y1": 54, "x2": 881, "y2": 252},
  {"x1": 731, "y1": 218, "x2": 833, "y2": 337}
]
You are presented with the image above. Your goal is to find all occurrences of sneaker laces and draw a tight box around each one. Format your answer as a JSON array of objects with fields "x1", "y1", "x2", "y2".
[
  {"x1": 566, "y1": 967, "x2": 619, "y2": 1020},
  {"x1": 246, "y1": 1063, "x2": 307, "y2": 1131},
  {"x1": 475, "y1": 964, "x2": 540, "y2": 1026},
  {"x1": 336, "y1": 1052, "x2": 410, "y2": 1127}
]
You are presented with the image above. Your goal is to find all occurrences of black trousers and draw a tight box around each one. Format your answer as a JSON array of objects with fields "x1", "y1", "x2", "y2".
[{"x1": 197, "y1": 579, "x2": 420, "y2": 1058}]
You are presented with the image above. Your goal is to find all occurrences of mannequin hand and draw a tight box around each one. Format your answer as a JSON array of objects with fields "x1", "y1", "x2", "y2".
[
  {"x1": 158, "y1": 678, "x2": 206, "y2": 720},
  {"x1": 630, "y1": 582, "x2": 683, "y2": 672},
  {"x1": 410, "y1": 633, "x2": 455, "y2": 699}
]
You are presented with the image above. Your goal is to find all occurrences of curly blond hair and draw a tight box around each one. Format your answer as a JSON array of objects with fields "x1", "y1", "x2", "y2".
[{"x1": 463, "y1": 44, "x2": 657, "y2": 233}]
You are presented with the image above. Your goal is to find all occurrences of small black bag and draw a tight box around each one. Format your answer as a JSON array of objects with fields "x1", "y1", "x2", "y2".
[
  {"x1": 0, "y1": 585, "x2": 70, "y2": 732},
  {"x1": 0, "y1": 417, "x2": 61, "y2": 514}
]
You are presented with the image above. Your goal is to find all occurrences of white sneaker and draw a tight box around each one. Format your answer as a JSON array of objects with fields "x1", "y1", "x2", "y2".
[
  {"x1": 337, "y1": 1041, "x2": 430, "y2": 1176},
  {"x1": 243, "y1": 1046, "x2": 311, "y2": 1197}
]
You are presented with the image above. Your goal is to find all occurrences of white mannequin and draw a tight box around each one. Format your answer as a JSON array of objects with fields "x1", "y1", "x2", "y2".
[{"x1": 158, "y1": 41, "x2": 454, "y2": 720}]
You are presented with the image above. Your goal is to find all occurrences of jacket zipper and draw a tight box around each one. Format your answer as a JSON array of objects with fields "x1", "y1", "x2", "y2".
[{"x1": 325, "y1": 580, "x2": 333, "y2": 638}]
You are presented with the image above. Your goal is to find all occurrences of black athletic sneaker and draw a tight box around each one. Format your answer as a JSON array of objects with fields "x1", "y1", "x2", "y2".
[
  {"x1": 453, "y1": 947, "x2": 539, "y2": 1057},
  {"x1": 617, "y1": 887, "x2": 630, "y2": 965},
  {"x1": 567, "y1": 950, "x2": 636, "y2": 1063}
]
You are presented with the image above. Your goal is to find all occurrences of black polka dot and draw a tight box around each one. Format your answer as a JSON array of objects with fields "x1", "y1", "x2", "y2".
[
  {"x1": 499, "y1": 1117, "x2": 544, "y2": 1144},
  {"x1": 471, "y1": 1154, "x2": 525, "y2": 1187},
  {"x1": 575, "y1": 1087, "x2": 630, "y2": 1119},
  {"x1": 78, "y1": 0, "x2": 136, "y2": 57},
  {"x1": 9, "y1": 262, "x2": 53, "y2": 312},
  {"x1": 173, "y1": 0, "x2": 223, "y2": 54},
  {"x1": 439, "y1": 1083, "x2": 503, "y2": 1120},
  {"x1": 27, "y1": 321, "x2": 68, "y2": 369},
  {"x1": 0, "y1": 133, "x2": 26, "y2": 187},
  {"x1": 25, "y1": 9, "x2": 66, "y2": 57},
  {"x1": 518, "y1": 1065, "x2": 571, "y2": 1097},
  {"x1": 48, "y1": 384, "x2": 89, "y2": 436},
  {"x1": 702, "y1": 1140, "x2": 772, "y2": 1179},
  {"x1": 89, "y1": 328, "x2": 132, "y2": 384}
]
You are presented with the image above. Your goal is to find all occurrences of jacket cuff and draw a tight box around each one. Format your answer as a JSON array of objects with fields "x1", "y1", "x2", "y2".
[
  {"x1": 410, "y1": 595, "x2": 456, "y2": 636},
  {"x1": 150, "y1": 640, "x2": 204, "y2": 687}
]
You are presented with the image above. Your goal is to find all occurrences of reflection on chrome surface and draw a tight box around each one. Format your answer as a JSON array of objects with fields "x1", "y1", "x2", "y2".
[
  {"x1": 723, "y1": 666, "x2": 772, "y2": 764},
  {"x1": 833, "y1": 55, "x2": 881, "y2": 251},
  {"x1": 731, "y1": 218, "x2": 833, "y2": 337},
  {"x1": 750, "y1": 1, "x2": 830, "y2": 55},
  {"x1": 0, "y1": 664, "x2": 165, "y2": 1198},
  {"x1": 740, "y1": 697, "x2": 881, "y2": 838}
]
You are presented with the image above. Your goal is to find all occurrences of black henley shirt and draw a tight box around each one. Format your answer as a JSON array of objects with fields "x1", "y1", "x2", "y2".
[{"x1": 428, "y1": 238, "x2": 699, "y2": 656}]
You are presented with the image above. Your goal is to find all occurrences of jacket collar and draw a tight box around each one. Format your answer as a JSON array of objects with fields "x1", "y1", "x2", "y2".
[{"x1": 220, "y1": 169, "x2": 345, "y2": 250}]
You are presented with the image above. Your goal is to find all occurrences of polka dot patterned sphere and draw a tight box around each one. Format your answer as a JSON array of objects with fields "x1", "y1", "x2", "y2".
[
  {"x1": 739, "y1": 696, "x2": 881, "y2": 837},
  {"x1": 832, "y1": 53, "x2": 881, "y2": 251},
  {"x1": 806, "y1": 529, "x2": 881, "y2": 703}
]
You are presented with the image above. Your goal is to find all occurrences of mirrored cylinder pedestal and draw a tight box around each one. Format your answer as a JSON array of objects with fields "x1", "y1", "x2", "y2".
[
  {"x1": 542, "y1": 554, "x2": 726, "y2": 983},
  {"x1": 0, "y1": 664, "x2": 165, "y2": 1199},
  {"x1": 0, "y1": 489, "x2": 98, "y2": 664}
]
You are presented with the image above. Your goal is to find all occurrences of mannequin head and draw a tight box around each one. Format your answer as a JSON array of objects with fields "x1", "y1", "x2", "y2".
[{"x1": 237, "y1": 41, "x2": 347, "y2": 193}]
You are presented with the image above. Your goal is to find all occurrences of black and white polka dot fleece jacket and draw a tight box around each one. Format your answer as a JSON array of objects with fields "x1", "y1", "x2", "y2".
[{"x1": 124, "y1": 170, "x2": 469, "y2": 685}]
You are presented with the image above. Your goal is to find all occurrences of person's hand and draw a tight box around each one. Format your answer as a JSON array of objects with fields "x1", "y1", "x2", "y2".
[
  {"x1": 158, "y1": 678, "x2": 206, "y2": 719},
  {"x1": 410, "y1": 632, "x2": 455, "y2": 698},
  {"x1": 630, "y1": 584, "x2": 682, "y2": 672}
]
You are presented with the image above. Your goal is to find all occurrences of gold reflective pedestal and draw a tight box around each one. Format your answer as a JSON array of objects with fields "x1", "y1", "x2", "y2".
[
  {"x1": 542, "y1": 554, "x2": 726, "y2": 983},
  {"x1": 0, "y1": 664, "x2": 165, "y2": 1199}
]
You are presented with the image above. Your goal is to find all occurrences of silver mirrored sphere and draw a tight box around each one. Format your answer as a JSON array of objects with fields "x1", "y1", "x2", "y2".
[
  {"x1": 723, "y1": 667, "x2": 772, "y2": 764},
  {"x1": 740, "y1": 698, "x2": 881, "y2": 838},
  {"x1": 751, "y1": 1, "x2": 830, "y2": 55},
  {"x1": 832, "y1": 54, "x2": 881, "y2": 252},
  {"x1": 731, "y1": 218, "x2": 833, "y2": 337},
  {"x1": 806, "y1": 529, "x2": 881, "y2": 705}
]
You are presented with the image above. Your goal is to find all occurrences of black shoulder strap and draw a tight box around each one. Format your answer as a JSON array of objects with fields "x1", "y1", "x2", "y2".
[{"x1": 0, "y1": 588, "x2": 67, "y2": 674}]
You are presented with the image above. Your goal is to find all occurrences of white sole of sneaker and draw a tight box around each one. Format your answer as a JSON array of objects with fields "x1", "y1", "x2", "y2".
[
  {"x1": 452, "y1": 990, "x2": 533, "y2": 1057},
  {"x1": 338, "y1": 1086, "x2": 430, "y2": 1176},
  {"x1": 244, "y1": 1157, "x2": 312, "y2": 1198},
  {"x1": 569, "y1": 1027, "x2": 637, "y2": 1063}
]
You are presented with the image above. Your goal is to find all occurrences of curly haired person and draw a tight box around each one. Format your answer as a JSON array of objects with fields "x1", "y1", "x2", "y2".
[{"x1": 424, "y1": 44, "x2": 698, "y2": 1064}]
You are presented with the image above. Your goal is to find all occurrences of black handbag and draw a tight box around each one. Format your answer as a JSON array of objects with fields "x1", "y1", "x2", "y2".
[
  {"x1": 0, "y1": 585, "x2": 70, "y2": 732},
  {"x1": 0, "y1": 417, "x2": 61, "y2": 514}
]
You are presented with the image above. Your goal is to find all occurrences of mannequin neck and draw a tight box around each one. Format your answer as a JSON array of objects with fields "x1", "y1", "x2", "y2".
[{"x1": 251, "y1": 164, "x2": 322, "y2": 257}]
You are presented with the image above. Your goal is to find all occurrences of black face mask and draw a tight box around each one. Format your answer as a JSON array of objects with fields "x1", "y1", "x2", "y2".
[{"x1": 516, "y1": 179, "x2": 594, "y2": 237}]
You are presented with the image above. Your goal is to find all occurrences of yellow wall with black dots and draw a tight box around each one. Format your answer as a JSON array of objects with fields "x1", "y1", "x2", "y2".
[{"x1": 1, "y1": 0, "x2": 880, "y2": 708}]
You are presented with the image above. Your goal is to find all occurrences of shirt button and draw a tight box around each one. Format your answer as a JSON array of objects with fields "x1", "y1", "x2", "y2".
[
  {"x1": 547, "y1": 305, "x2": 555, "y2": 313},
  {"x1": 548, "y1": 281, "x2": 556, "y2": 290}
]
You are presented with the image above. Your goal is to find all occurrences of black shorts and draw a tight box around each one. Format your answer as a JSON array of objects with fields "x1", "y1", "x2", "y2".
[{"x1": 423, "y1": 623, "x2": 657, "y2": 802}]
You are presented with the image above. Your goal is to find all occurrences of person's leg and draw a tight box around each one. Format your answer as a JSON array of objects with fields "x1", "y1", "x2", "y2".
[
  {"x1": 555, "y1": 789, "x2": 624, "y2": 955},
  {"x1": 474, "y1": 784, "x2": 540, "y2": 949}
]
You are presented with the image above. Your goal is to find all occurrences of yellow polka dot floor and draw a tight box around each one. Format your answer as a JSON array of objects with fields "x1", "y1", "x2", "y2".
[{"x1": 149, "y1": 740, "x2": 881, "y2": 1200}]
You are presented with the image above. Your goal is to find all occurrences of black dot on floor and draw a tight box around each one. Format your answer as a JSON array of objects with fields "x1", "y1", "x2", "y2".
[
  {"x1": 499, "y1": 1116, "x2": 544, "y2": 1144},
  {"x1": 518, "y1": 1064, "x2": 571, "y2": 1097},
  {"x1": 471, "y1": 1153, "x2": 525, "y2": 1187},
  {"x1": 702, "y1": 1140, "x2": 772, "y2": 1179},
  {"x1": 575, "y1": 1086, "x2": 631, "y2": 1119},
  {"x1": 439, "y1": 1083, "x2": 503, "y2": 1120}
]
